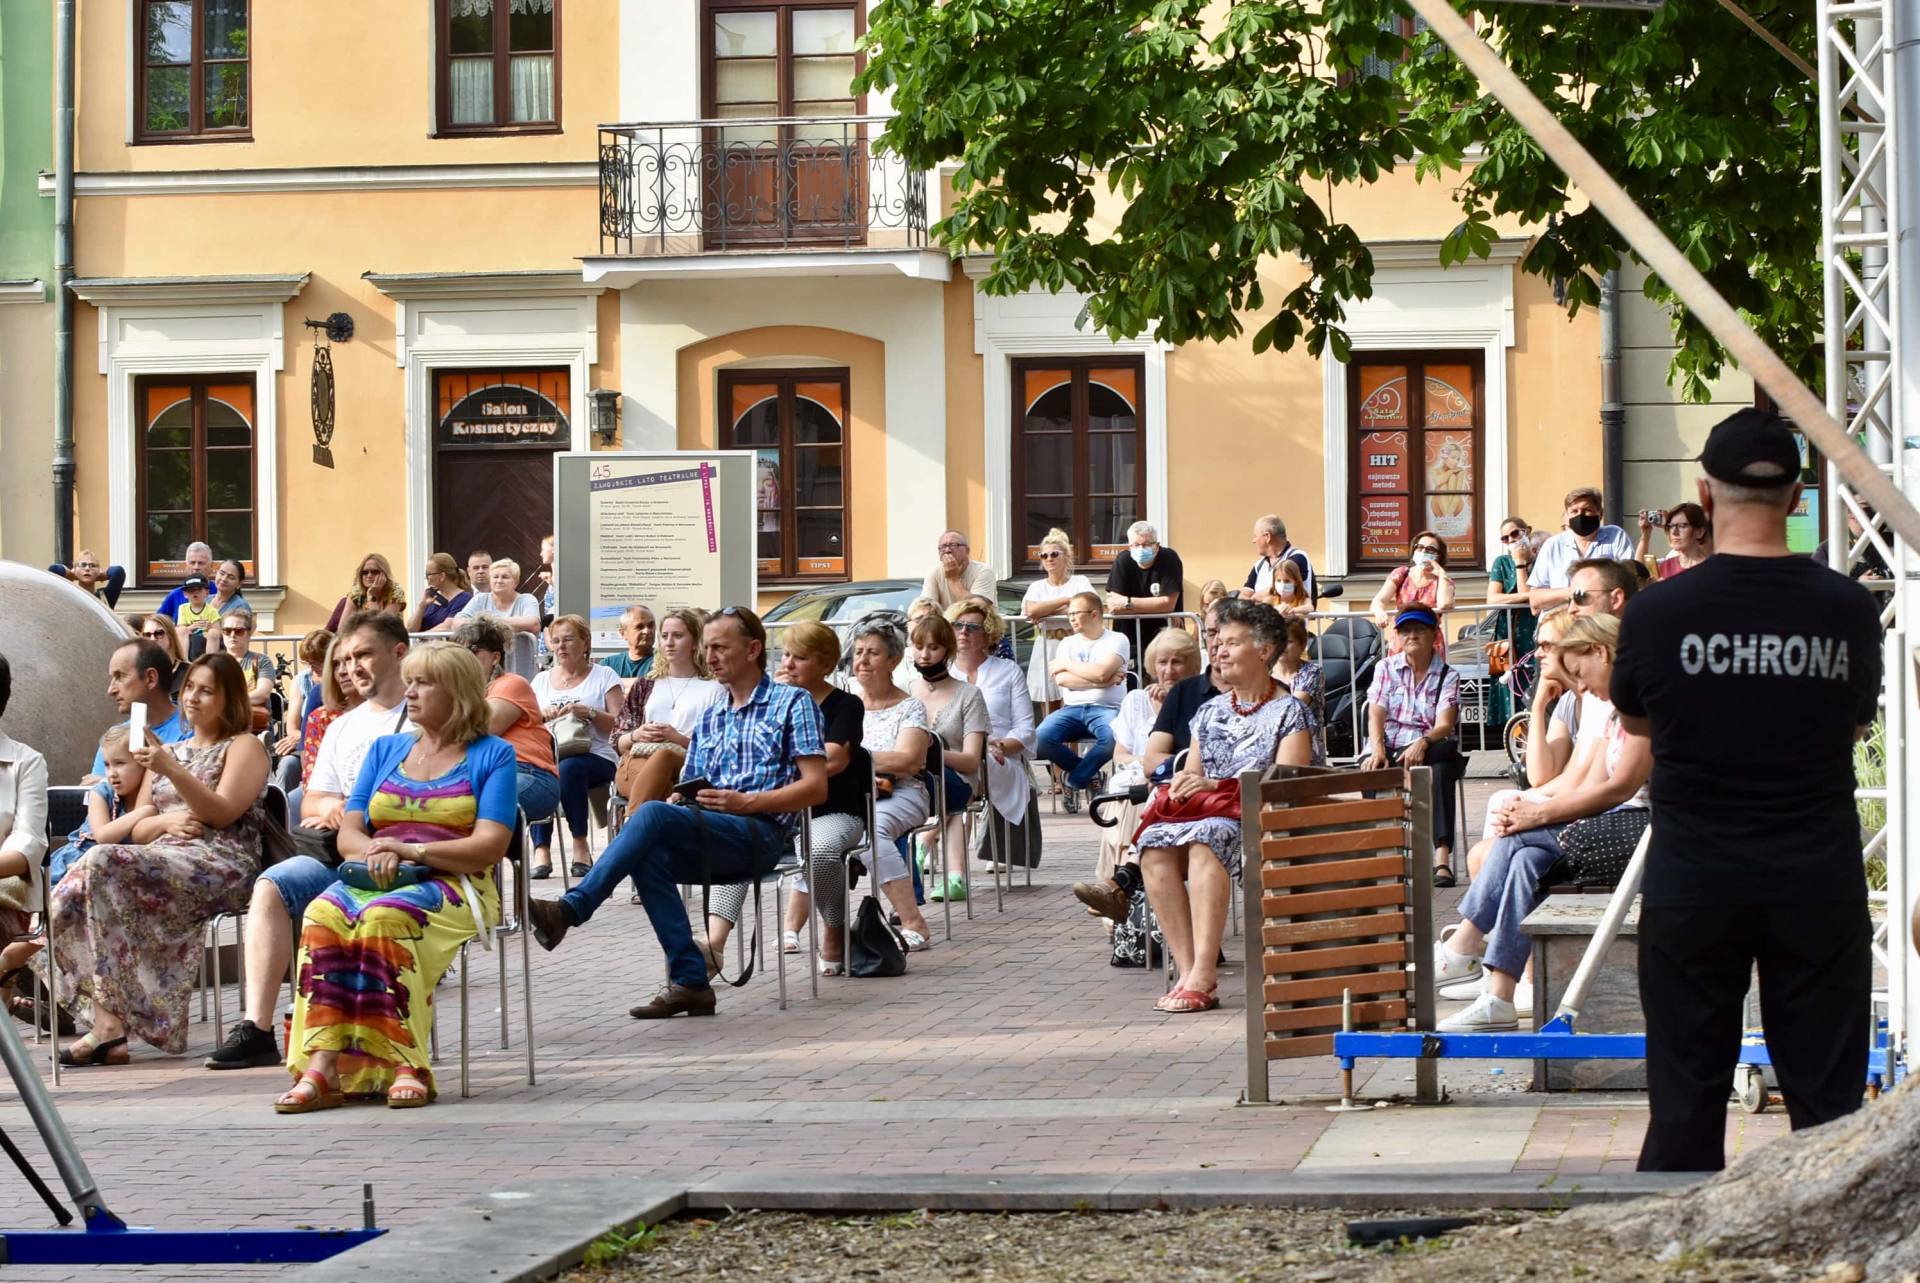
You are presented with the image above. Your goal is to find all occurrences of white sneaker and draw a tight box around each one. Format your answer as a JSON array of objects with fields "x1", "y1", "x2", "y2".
[
  {"x1": 1438, "y1": 992, "x2": 1518, "y2": 1032},
  {"x1": 1438, "y1": 973, "x2": 1485, "y2": 1001},
  {"x1": 1431, "y1": 944, "x2": 1483, "y2": 985},
  {"x1": 1512, "y1": 977, "x2": 1534, "y2": 1012}
]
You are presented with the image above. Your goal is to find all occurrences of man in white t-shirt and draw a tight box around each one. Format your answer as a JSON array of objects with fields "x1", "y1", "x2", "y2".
[
  {"x1": 1035, "y1": 590, "x2": 1132, "y2": 799},
  {"x1": 205, "y1": 610, "x2": 411, "y2": 1071}
]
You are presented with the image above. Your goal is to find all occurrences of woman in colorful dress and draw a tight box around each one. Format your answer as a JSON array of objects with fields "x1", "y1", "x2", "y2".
[
  {"x1": 43, "y1": 653, "x2": 268, "y2": 1065},
  {"x1": 1136, "y1": 600, "x2": 1313, "y2": 1014},
  {"x1": 276, "y1": 643, "x2": 515, "y2": 1111}
]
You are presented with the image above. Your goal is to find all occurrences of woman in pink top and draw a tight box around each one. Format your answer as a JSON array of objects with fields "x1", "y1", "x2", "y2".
[
  {"x1": 1638, "y1": 502, "x2": 1712, "y2": 580},
  {"x1": 1369, "y1": 530, "x2": 1456, "y2": 654}
]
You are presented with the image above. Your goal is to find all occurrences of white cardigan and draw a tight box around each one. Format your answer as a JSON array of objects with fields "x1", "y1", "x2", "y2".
[
  {"x1": 955, "y1": 655, "x2": 1034, "y2": 824},
  {"x1": 0, "y1": 731, "x2": 49, "y2": 913}
]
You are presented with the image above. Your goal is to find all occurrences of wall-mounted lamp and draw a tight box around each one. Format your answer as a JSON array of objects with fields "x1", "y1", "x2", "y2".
[{"x1": 589, "y1": 387, "x2": 623, "y2": 447}]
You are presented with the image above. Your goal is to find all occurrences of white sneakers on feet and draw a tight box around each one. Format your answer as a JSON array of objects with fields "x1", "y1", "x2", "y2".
[
  {"x1": 1438, "y1": 992, "x2": 1518, "y2": 1032},
  {"x1": 1432, "y1": 944, "x2": 1483, "y2": 985}
]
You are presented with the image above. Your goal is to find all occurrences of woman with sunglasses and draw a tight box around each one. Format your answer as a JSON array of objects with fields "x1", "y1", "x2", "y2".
[
  {"x1": 1486, "y1": 516, "x2": 1540, "y2": 730},
  {"x1": 325, "y1": 553, "x2": 407, "y2": 633},
  {"x1": 218, "y1": 608, "x2": 274, "y2": 715},
  {"x1": 137, "y1": 614, "x2": 189, "y2": 698},
  {"x1": 1020, "y1": 528, "x2": 1095, "y2": 712},
  {"x1": 1636, "y1": 502, "x2": 1712, "y2": 580},
  {"x1": 1369, "y1": 529, "x2": 1457, "y2": 655}
]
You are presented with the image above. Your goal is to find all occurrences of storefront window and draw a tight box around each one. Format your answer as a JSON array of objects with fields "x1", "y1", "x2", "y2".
[
  {"x1": 721, "y1": 369, "x2": 849, "y2": 581},
  {"x1": 1350, "y1": 353, "x2": 1484, "y2": 568},
  {"x1": 138, "y1": 377, "x2": 256, "y2": 581}
]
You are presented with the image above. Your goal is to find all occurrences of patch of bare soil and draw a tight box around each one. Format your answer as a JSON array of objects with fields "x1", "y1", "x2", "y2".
[{"x1": 560, "y1": 1207, "x2": 1827, "y2": 1283}]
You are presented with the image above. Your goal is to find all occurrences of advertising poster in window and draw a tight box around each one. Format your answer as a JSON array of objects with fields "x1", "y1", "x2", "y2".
[
  {"x1": 1360, "y1": 496, "x2": 1412, "y2": 561},
  {"x1": 755, "y1": 450, "x2": 782, "y2": 577},
  {"x1": 1424, "y1": 429, "x2": 1476, "y2": 556},
  {"x1": 553, "y1": 451, "x2": 757, "y2": 652},
  {"x1": 1358, "y1": 431, "x2": 1410, "y2": 494}
]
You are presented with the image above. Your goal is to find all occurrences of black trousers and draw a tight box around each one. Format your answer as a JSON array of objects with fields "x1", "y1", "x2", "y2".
[
  {"x1": 1392, "y1": 739, "x2": 1467, "y2": 853},
  {"x1": 1637, "y1": 900, "x2": 1871, "y2": 1172}
]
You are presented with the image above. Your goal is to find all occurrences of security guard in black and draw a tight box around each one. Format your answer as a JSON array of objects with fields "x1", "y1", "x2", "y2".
[{"x1": 1610, "y1": 409, "x2": 1882, "y2": 1172}]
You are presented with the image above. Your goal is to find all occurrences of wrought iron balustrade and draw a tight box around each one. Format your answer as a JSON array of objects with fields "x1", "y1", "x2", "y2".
[{"x1": 597, "y1": 116, "x2": 928, "y2": 256}]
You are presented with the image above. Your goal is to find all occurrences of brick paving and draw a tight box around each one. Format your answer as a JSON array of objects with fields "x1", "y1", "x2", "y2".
[{"x1": 0, "y1": 761, "x2": 1782, "y2": 1281}]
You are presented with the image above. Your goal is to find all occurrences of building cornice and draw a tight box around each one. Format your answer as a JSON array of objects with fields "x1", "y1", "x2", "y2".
[
  {"x1": 0, "y1": 279, "x2": 47, "y2": 304},
  {"x1": 41, "y1": 162, "x2": 597, "y2": 198},
  {"x1": 68, "y1": 273, "x2": 310, "y2": 305},
  {"x1": 362, "y1": 269, "x2": 604, "y2": 300},
  {"x1": 1368, "y1": 236, "x2": 1531, "y2": 269}
]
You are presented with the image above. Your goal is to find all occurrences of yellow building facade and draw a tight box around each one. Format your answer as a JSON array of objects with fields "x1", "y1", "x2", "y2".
[{"x1": 58, "y1": 0, "x2": 1673, "y2": 635}]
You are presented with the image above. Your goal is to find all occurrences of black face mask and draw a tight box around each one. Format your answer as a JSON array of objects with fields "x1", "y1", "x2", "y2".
[
  {"x1": 915, "y1": 660, "x2": 949, "y2": 682},
  {"x1": 1568, "y1": 512, "x2": 1602, "y2": 538}
]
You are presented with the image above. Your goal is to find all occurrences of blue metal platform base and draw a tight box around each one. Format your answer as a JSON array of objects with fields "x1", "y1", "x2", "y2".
[{"x1": 0, "y1": 1219, "x2": 384, "y2": 1266}]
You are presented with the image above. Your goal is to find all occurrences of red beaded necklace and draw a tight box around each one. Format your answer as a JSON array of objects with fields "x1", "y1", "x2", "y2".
[{"x1": 1228, "y1": 678, "x2": 1280, "y2": 716}]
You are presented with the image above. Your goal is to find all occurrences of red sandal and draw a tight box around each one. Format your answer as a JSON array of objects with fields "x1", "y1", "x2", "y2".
[
  {"x1": 1156, "y1": 987, "x2": 1219, "y2": 1014},
  {"x1": 274, "y1": 1069, "x2": 344, "y2": 1114}
]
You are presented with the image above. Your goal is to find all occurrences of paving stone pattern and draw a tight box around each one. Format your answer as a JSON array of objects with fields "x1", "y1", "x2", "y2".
[{"x1": 0, "y1": 765, "x2": 1780, "y2": 1282}]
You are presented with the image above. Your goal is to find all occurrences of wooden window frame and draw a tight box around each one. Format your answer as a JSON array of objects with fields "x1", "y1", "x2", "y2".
[
  {"x1": 434, "y1": 0, "x2": 563, "y2": 137},
  {"x1": 1347, "y1": 351, "x2": 1486, "y2": 570},
  {"x1": 720, "y1": 367, "x2": 852, "y2": 584},
  {"x1": 701, "y1": 0, "x2": 866, "y2": 120},
  {"x1": 1009, "y1": 356, "x2": 1149, "y2": 578},
  {"x1": 135, "y1": 375, "x2": 259, "y2": 585},
  {"x1": 134, "y1": 0, "x2": 252, "y2": 145}
]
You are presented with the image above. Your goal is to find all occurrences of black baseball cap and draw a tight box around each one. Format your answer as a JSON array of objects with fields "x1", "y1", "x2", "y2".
[
  {"x1": 181, "y1": 575, "x2": 209, "y2": 592},
  {"x1": 1699, "y1": 408, "x2": 1800, "y2": 485}
]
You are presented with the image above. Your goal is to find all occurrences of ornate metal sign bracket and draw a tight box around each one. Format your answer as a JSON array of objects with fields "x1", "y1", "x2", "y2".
[{"x1": 304, "y1": 312, "x2": 353, "y2": 468}]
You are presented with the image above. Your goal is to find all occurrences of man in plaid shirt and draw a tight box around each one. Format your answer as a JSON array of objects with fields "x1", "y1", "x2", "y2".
[{"x1": 528, "y1": 606, "x2": 826, "y2": 1019}]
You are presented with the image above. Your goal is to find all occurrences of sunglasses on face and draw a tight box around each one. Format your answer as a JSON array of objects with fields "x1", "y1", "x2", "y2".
[
  {"x1": 361, "y1": 568, "x2": 381, "y2": 577},
  {"x1": 141, "y1": 629, "x2": 168, "y2": 640},
  {"x1": 221, "y1": 628, "x2": 249, "y2": 637},
  {"x1": 1500, "y1": 530, "x2": 1527, "y2": 543},
  {"x1": 1570, "y1": 588, "x2": 1599, "y2": 605},
  {"x1": 953, "y1": 621, "x2": 985, "y2": 634},
  {"x1": 1414, "y1": 545, "x2": 1444, "y2": 556},
  {"x1": 1038, "y1": 550, "x2": 1064, "y2": 560}
]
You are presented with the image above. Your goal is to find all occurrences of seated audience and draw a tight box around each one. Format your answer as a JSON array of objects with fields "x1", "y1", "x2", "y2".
[
  {"x1": 0, "y1": 653, "x2": 49, "y2": 990},
  {"x1": 600, "y1": 605, "x2": 657, "y2": 678},
  {"x1": 1370, "y1": 531, "x2": 1456, "y2": 653},
  {"x1": 453, "y1": 617, "x2": 561, "y2": 876},
  {"x1": 1021, "y1": 528, "x2": 1096, "y2": 711},
  {"x1": 907, "y1": 613, "x2": 990, "y2": 904},
  {"x1": 529, "y1": 616, "x2": 624, "y2": 879},
  {"x1": 947, "y1": 598, "x2": 1039, "y2": 870},
  {"x1": 93, "y1": 638, "x2": 190, "y2": 780},
  {"x1": 711, "y1": 623, "x2": 868, "y2": 973},
  {"x1": 407, "y1": 553, "x2": 473, "y2": 633},
  {"x1": 42, "y1": 653, "x2": 268, "y2": 1065},
  {"x1": 136, "y1": 613, "x2": 189, "y2": 697},
  {"x1": 288, "y1": 629, "x2": 333, "y2": 729},
  {"x1": 1638, "y1": 502, "x2": 1712, "y2": 580},
  {"x1": 1528, "y1": 487, "x2": 1636, "y2": 612},
  {"x1": 275, "y1": 644, "x2": 515, "y2": 1111},
  {"x1": 155, "y1": 542, "x2": 215, "y2": 622},
  {"x1": 174, "y1": 576, "x2": 221, "y2": 650},
  {"x1": 1436, "y1": 613, "x2": 1650, "y2": 1032},
  {"x1": 609, "y1": 608, "x2": 718, "y2": 900},
  {"x1": 964, "y1": 593, "x2": 1018, "y2": 663},
  {"x1": 205, "y1": 612, "x2": 408, "y2": 1071},
  {"x1": 1270, "y1": 615, "x2": 1326, "y2": 764},
  {"x1": 922, "y1": 530, "x2": 997, "y2": 611},
  {"x1": 1105, "y1": 520, "x2": 1184, "y2": 659},
  {"x1": 1199, "y1": 579, "x2": 1232, "y2": 612},
  {"x1": 1242, "y1": 514, "x2": 1315, "y2": 601},
  {"x1": 49, "y1": 550, "x2": 126, "y2": 608},
  {"x1": 1137, "y1": 601, "x2": 1313, "y2": 1012},
  {"x1": 1364, "y1": 606, "x2": 1465, "y2": 886},
  {"x1": 1269, "y1": 559, "x2": 1313, "y2": 618},
  {"x1": 525, "y1": 607, "x2": 827, "y2": 1021},
  {"x1": 286, "y1": 636, "x2": 360, "y2": 815},
  {"x1": 1141, "y1": 599, "x2": 1229, "y2": 778},
  {"x1": 1485, "y1": 515, "x2": 1539, "y2": 728},
  {"x1": 840, "y1": 618, "x2": 936, "y2": 946},
  {"x1": 219, "y1": 608, "x2": 275, "y2": 715},
  {"x1": 325, "y1": 552, "x2": 407, "y2": 633},
  {"x1": 1074, "y1": 627, "x2": 1203, "y2": 926},
  {"x1": 1035, "y1": 591, "x2": 1131, "y2": 810},
  {"x1": 210, "y1": 558, "x2": 253, "y2": 620},
  {"x1": 455, "y1": 559, "x2": 541, "y2": 678},
  {"x1": 466, "y1": 549, "x2": 493, "y2": 591}
]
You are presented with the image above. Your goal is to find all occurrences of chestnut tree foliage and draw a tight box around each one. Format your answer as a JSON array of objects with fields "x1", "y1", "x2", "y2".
[{"x1": 858, "y1": 0, "x2": 1819, "y2": 400}]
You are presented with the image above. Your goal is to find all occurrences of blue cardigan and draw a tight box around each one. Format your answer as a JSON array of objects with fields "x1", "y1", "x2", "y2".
[{"x1": 346, "y1": 733, "x2": 519, "y2": 831}]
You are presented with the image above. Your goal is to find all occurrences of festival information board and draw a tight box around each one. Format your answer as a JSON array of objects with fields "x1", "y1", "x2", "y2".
[{"x1": 553, "y1": 451, "x2": 758, "y2": 652}]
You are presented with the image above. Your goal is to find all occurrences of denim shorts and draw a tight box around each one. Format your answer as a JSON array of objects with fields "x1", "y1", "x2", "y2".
[{"x1": 261, "y1": 854, "x2": 339, "y2": 922}]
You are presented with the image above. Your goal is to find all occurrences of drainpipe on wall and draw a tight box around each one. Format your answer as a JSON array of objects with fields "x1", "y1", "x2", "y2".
[
  {"x1": 51, "y1": 0, "x2": 76, "y2": 565},
  {"x1": 1599, "y1": 268, "x2": 1625, "y2": 527}
]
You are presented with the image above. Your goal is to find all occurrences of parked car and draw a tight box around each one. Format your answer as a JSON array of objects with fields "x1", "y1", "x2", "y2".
[{"x1": 763, "y1": 578, "x2": 1040, "y2": 669}]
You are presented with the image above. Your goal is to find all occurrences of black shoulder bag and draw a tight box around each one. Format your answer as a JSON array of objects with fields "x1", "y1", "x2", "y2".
[{"x1": 690, "y1": 800, "x2": 782, "y2": 989}]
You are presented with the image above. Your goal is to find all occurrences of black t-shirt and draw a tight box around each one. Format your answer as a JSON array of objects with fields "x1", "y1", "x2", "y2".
[
  {"x1": 1150, "y1": 671, "x2": 1223, "y2": 753},
  {"x1": 1610, "y1": 553, "x2": 1882, "y2": 907},
  {"x1": 815, "y1": 688, "x2": 871, "y2": 819},
  {"x1": 1106, "y1": 546, "x2": 1186, "y2": 658}
]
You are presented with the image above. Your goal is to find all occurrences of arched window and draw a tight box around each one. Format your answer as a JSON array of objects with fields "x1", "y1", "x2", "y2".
[
  {"x1": 721, "y1": 368, "x2": 850, "y2": 581},
  {"x1": 138, "y1": 377, "x2": 256, "y2": 581},
  {"x1": 1349, "y1": 353, "x2": 1484, "y2": 567},
  {"x1": 1010, "y1": 358, "x2": 1146, "y2": 574}
]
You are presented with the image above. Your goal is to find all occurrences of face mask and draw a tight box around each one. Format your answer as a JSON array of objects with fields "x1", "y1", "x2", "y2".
[
  {"x1": 1278, "y1": 582, "x2": 1296, "y2": 596},
  {"x1": 1568, "y1": 512, "x2": 1601, "y2": 538},
  {"x1": 1130, "y1": 545, "x2": 1157, "y2": 567},
  {"x1": 914, "y1": 660, "x2": 949, "y2": 682},
  {"x1": 1411, "y1": 551, "x2": 1436, "y2": 567}
]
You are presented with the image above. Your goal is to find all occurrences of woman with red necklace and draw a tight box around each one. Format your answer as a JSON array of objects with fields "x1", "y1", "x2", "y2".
[{"x1": 1135, "y1": 599, "x2": 1313, "y2": 1013}]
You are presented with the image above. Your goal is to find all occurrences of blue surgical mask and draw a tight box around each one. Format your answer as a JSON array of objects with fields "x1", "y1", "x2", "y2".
[
  {"x1": 1278, "y1": 582, "x2": 1296, "y2": 596},
  {"x1": 1130, "y1": 545, "x2": 1157, "y2": 567},
  {"x1": 1412, "y1": 550, "x2": 1436, "y2": 567}
]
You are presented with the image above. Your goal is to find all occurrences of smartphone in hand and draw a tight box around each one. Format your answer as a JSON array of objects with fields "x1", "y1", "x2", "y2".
[{"x1": 671, "y1": 777, "x2": 712, "y2": 802}]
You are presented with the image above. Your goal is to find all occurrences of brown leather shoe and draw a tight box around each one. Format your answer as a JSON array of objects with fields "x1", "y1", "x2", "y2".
[
  {"x1": 1073, "y1": 877, "x2": 1130, "y2": 924},
  {"x1": 630, "y1": 982, "x2": 717, "y2": 1020},
  {"x1": 526, "y1": 898, "x2": 573, "y2": 952}
]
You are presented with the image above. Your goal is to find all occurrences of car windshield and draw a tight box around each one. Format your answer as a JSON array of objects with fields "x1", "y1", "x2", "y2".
[{"x1": 822, "y1": 590, "x2": 915, "y2": 620}]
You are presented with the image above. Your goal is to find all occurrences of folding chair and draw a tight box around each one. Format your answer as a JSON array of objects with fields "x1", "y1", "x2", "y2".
[
  {"x1": 429, "y1": 808, "x2": 538, "y2": 1098},
  {"x1": 34, "y1": 787, "x2": 91, "y2": 1085},
  {"x1": 901, "y1": 739, "x2": 956, "y2": 942},
  {"x1": 202, "y1": 783, "x2": 290, "y2": 1045}
]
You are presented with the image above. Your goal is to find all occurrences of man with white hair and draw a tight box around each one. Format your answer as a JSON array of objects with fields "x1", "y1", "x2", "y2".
[
  {"x1": 156, "y1": 542, "x2": 215, "y2": 620},
  {"x1": 1240, "y1": 514, "x2": 1315, "y2": 602},
  {"x1": 1105, "y1": 520, "x2": 1184, "y2": 658}
]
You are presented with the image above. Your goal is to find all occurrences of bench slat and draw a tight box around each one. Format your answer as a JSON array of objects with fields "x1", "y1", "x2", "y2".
[
  {"x1": 1260, "y1": 855, "x2": 1406, "y2": 889},
  {"x1": 1265, "y1": 1033, "x2": 1338, "y2": 1059},
  {"x1": 1265, "y1": 999, "x2": 1408, "y2": 1033},
  {"x1": 1256, "y1": 797, "x2": 1407, "y2": 832},
  {"x1": 1261, "y1": 940, "x2": 1408, "y2": 975},
  {"x1": 1259, "y1": 826, "x2": 1407, "y2": 861},
  {"x1": 1263, "y1": 970, "x2": 1410, "y2": 1005},
  {"x1": 1262, "y1": 912, "x2": 1408, "y2": 948},
  {"x1": 1261, "y1": 883, "x2": 1407, "y2": 918}
]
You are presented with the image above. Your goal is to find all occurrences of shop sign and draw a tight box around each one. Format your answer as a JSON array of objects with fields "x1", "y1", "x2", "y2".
[
  {"x1": 437, "y1": 385, "x2": 569, "y2": 448},
  {"x1": 1359, "y1": 496, "x2": 1412, "y2": 560}
]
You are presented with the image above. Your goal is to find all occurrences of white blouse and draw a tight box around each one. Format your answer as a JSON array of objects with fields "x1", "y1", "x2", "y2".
[{"x1": 956, "y1": 656, "x2": 1034, "y2": 754}]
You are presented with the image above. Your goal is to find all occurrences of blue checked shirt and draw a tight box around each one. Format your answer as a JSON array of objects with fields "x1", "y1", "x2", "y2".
[{"x1": 683, "y1": 675, "x2": 826, "y2": 833}]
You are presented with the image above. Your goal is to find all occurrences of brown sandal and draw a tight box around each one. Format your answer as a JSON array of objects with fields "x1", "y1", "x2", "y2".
[
  {"x1": 275, "y1": 1069, "x2": 344, "y2": 1114},
  {"x1": 386, "y1": 1070, "x2": 431, "y2": 1109}
]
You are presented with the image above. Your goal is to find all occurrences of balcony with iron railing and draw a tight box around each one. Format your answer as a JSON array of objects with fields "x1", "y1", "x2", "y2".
[{"x1": 595, "y1": 116, "x2": 932, "y2": 262}]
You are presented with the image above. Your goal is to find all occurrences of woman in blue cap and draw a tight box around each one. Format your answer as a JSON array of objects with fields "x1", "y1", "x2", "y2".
[{"x1": 1364, "y1": 604, "x2": 1465, "y2": 885}]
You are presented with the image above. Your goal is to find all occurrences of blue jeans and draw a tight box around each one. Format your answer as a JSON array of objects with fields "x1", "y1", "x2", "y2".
[
  {"x1": 49, "y1": 563, "x2": 125, "y2": 609},
  {"x1": 560, "y1": 801, "x2": 786, "y2": 989},
  {"x1": 515, "y1": 764, "x2": 561, "y2": 837},
  {"x1": 1036, "y1": 703, "x2": 1120, "y2": 791},
  {"x1": 261, "y1": 855, "x2": 341, "y2": 924},
  {"x1": 1454, "y1": 826, "x2": 1565, "y2": 978},
  {"x1": 530, "y1": 753, "x2": 615, "y2": 847}
]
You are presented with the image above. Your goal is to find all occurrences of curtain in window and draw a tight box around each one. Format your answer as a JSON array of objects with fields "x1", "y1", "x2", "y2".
[
  {"x1": 509, "y1": 0, "x2": 553, "y2": 12},
  {"x1": 451, "y1": 59, "x2": 493, "y2": 124},
  {"x1": 510, "y1": 54, "x2": 554, "y2": 122}
]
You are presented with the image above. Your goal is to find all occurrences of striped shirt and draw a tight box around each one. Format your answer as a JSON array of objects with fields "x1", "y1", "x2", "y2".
[{"x1": 684, "y1": 675, "x2": 826, "y2": 833}]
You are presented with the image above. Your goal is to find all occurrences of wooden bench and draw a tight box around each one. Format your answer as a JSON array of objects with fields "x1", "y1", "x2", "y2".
[{"x1": 1521, "y1": 892, "x2": 1645, "y2": 1090}]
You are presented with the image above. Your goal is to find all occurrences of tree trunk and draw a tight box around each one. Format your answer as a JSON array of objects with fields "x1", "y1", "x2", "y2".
[{"x1": 1572, "y1": 1078, "x2": 1920, "y2": 1278}]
